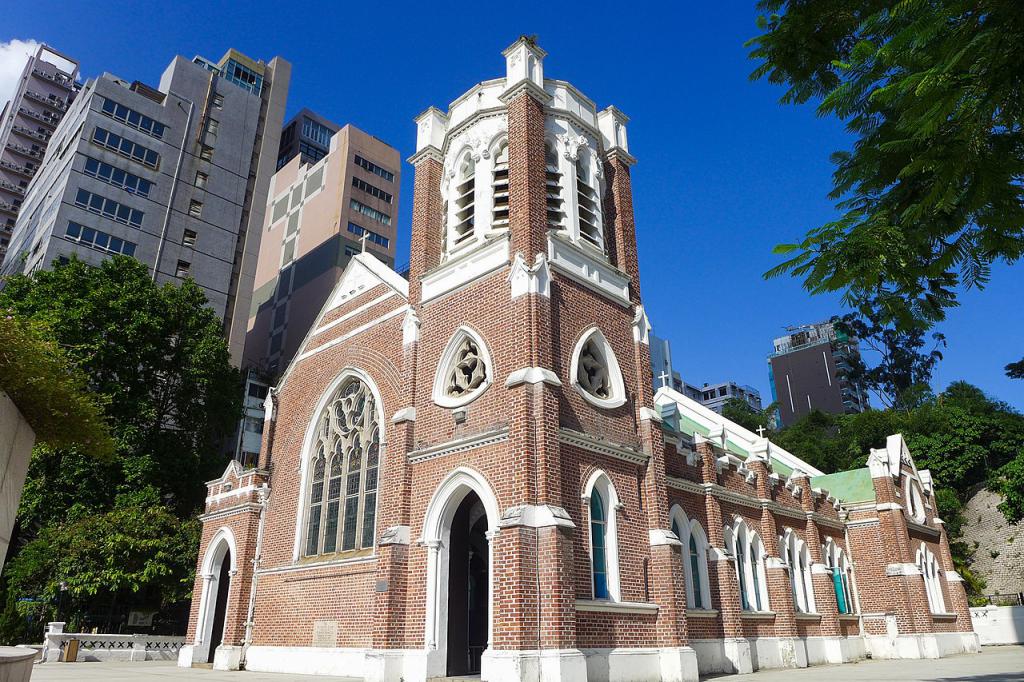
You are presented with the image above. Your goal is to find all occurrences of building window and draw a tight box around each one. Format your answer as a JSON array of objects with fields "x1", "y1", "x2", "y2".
[
  {"x1": 74, "y1": 189, "x2": 144, "y2": 228},
  {"x1": 545, "y1": 141, "x2": 565, "y2": 231},
  {"x1": 244, "y1": 416, "x2": 264, "y2": 434},
  {"x1": 83, "y1": 157, "x2": 152, "y2": 197},
  {"x1": 212, "y1": 93, "x2": 224, "y2": 109},
  {"x1": 432, "y1": 327, "x2": 492, "y2": 408},
  {"x1": 351, "y1": 176, "x2": 393, "y2": 204},
  {"x1": 671, "y1": 508, "x2": 712, "y2": 610},
  {"x1": 917, "y1": 546, "x2": 946, "y2": 614},
  {"x1": 350, "y1": 198, "x2": 390, "y2": 226},
  {"x1": 782, "y1": 529, "x2": 816, "y2": 613},
  {"x1": 99, "y1": 97, "x2": 166, "y2": 139},
  {"x1": 575, "y1": 152, "x2": 603, "y2": 249},
  {"x1": 92, "y1": 127, "x2": 159, "y2": 169},
  {"x1": 64, "y1": 221, "x2": 136, "y2": 256},
  {"x1": 570, "y1": 327, "x2": 627, "y2": 409},
  {"x1": 188, "y1": 200, "x2": 203, "y2": 218},
  {"x1": 303, "y1": 374, "x2": 381, "y2": 556},
  {"x1": 353, "y1": 154, "x2": 394, "y2": 182},
  {"x1": 199, "y1": 145, "x2": 214, "y2": 161},
  {"x1": 347, "y1": 222, "x2": 389, "y2": 248},
  {"x1": 182, "y1": 229, "x2": 197, "y2": 248},
  {"x1": 905, "y1": 477, "x2": 927, "y2": 523},
  {"x1": 206, "y1": 118, "x2": 219, "y2": 136},
  {"x1": 271, "y1": 197, "x2": 288, "y2": 224},
  {"x1": 175, "y1": 260, "x2": 191, "y2": 277},
  {"x1": 585, "y1": 471, "x2": 620, "y2": 601},
  {"x1": 302, "y1": 117, "x2": 334, "y2": 147},
  {"x1": 195, "y1": 171, "x2": 208, "y2": 189},
  {"x1": 491, "y1": 141, "x2": 509, "y2": 229},
  {"x1": 824, "y1": 539, "x2": 854, "y2": 614},
  {"x1": 725, "y1": 519, "x2": 770, "y2": 612}
]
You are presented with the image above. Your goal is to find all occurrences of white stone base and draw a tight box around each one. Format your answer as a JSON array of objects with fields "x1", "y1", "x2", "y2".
[
  {"x1": 364, "y1": 648, "x2": 429, "y2": 682},
  {"x1": 177, "y1": 645, "x2": 194, "y2": 667},
  {"x1": 865, "y1": 631, "x2": 981, "y2": 660},
  {"x1": 243, "y1": 645, "x2": 368, "y2": 677},
  {"x1": 580, "y1": 647, "x2": 696, "y2": 682},
  {"x1": 213, "y1": 644, "x2": 242, "y2": 671},
  {"x1": 804, "y1": 635, "x2": 866, "y2": 665},
  {"x1": 692, "y1": 636, "x2": 863, "y2": 674}
]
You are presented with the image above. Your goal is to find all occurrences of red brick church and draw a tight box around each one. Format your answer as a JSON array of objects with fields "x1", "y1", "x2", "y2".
[{"x1": 179, "y1": 38, "x2": 979, "y2": 682}]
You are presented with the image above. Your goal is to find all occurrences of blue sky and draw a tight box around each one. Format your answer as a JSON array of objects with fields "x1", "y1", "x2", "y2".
[{"x1": 5, "y1": 1, "x2": 1022, "y2": 410}]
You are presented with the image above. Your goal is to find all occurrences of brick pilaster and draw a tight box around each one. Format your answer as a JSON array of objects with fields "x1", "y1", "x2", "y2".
[
  {"x1": 602, "y1": 155, "x2": 641, "y2": 304},
  {"x1": 936, "y1": 521, "x2": 974, "y2": 632},
  {"x1": 506, "y1": 90, "x2": 548, "y2": 260},
  {"x1": 406, "y1": 151, "x2": 443, "y2": 305}
]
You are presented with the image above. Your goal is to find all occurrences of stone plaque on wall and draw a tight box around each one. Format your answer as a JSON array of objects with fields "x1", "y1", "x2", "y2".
[{"x1": 312, "y1": 620, "x2": 338, "y2": 648}]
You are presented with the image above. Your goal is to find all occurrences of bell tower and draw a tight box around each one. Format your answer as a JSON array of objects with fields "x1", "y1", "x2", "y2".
[{"x1": 396, "y1": 37, "x2": 697, "y2": 682}]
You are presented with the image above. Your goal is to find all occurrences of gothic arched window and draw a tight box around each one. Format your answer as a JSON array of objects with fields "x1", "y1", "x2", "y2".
[
  {"x1": 783, "y1": 530, "x2": 816, "y2": 613},
  {"x1": 585, "y1": 470, "x2": 621, "y2": 601},
  {"x1": 491, "y1": 141, "x2": 509, "y2": 229},
  {"x1": 917, "y1": 546, "x2": 946, "y2": 614},
  {"x1": 304, "y1": 375, "x2": 381, "y2": 557},
  {"x1": 571, "y1": 328, "x2": 626, "y2": 409},
  {"x1": 671, "y1": 506, "x2": 712, "y2": 610},
  {"x1": 433, "y1": 327, "x2": 492, "y2": 408},
  {"x1": 728, "y1": 519, "x2": 769, "y2": 612},
  {"x1": 449, "y1": 153, "x2": 476, "y2": 251},
  {"x1": 824, "y1": 539, "x2": 854, "y2": 614}
]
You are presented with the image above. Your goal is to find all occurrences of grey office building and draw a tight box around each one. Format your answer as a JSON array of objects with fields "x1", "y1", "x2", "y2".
[
  {"x1": 2, "y1": 49, "x2": 290, "y2": 365},
  {"x1": 276, "y1": 108, "x2": 340, "y2": 169},
  {"x1": 768, "y1": 321, "x2": 868, "y2": 426},
  {"x1": 0, "y1": 44, "x2": 79, "y2": 265}
]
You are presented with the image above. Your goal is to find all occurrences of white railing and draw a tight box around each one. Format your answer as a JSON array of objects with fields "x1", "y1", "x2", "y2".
[{"x1": 41, "y1": 622, "x2": 185, "y2": 663}]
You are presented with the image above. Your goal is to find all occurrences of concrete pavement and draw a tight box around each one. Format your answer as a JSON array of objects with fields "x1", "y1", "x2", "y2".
[{"x1": 29, "y1": 646, "x2": 1024, "y2": 682}]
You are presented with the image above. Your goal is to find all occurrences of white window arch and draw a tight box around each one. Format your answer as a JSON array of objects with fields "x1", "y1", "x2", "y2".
[
  {"x1": 905, "y1": 476, "x2": 927, "y2": 523},
  {"x1": 584, "y1": 470, "x2": 621, "y2": 601},
  {"x1": 823, "y1": 538, "x2": 854, "y2": 614},
  {"x1": 298, "y1": 369, "x2": 382, "y2": 558},
  {"x1": 570, "y1": 327, "x2": 626, "y2": 409},
  {"x1": 917, "y1": 545, "x2": 946, "y2": 613},
  {"x1": 670, "y1": 505, "x2": 712, "y2": 610},
  {"x1": 725, "y1": 518, "x2": 770, "y2": 612},
  {"x1": 447, "y1": 151, "x2": 476, "y2": 253},
  {"x1": 432, "y1": 326, "x2": 493, "y2": 408},
  {"x1": 782, "y1": 529, "x2": 816, "y2": 613}
]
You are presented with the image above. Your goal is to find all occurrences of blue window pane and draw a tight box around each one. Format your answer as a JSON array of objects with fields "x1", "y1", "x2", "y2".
[
  {"x1": 122, "y1": 241, "x2": 136, "y2": 257},
  {"x1": 593, "y1": 572, "x2": 608, "y2": 600},
  {"x1": 94, "y1": 232, "x2": 109, "y2": 249},
  {"x1": 81, "y1": 227, "x2": 96, "y2": 243},
  {"x1": 85, "y1": 158, "x2": 98, "y2": 174},
  {"x1": 65, "y1": 222, "x2": 81, "y2": 238},
  {"x1": 109, "y1": 237, "x2": 123, "y2": 253}
]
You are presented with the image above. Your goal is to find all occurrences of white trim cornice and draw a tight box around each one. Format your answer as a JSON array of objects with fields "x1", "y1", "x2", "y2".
[
  {"x1": 575, "y1": 599, "x2": 658, "y2": 615},
  {"x1": 407, "y1": 427, "x2": 509, "y2": 464},
  {"x1": 558, "y1": 428, "x2": 647, "y2": 465},
  {"x1": 505, "y1": 367, "x2": 562, "y2": 388},
  {"x1": 500, "y1": 504, "x2": 575, "y2": 530}
]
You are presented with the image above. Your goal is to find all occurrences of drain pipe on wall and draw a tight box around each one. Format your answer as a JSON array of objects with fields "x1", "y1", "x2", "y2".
[
  {"x1": 240, "y1": 482, "x2": 270, "y2": 670},
  {"x1": 152, "y1": 88, "x2": 198, "y2": 281}
]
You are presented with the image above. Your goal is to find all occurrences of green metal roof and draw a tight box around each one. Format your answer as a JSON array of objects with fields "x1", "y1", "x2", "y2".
[
  {"x1": 770, "y1": 458, "x2": 793, "y2": 477},
  {"x1": 811, "y1": 468, "x2": 875, "y2": 504}
]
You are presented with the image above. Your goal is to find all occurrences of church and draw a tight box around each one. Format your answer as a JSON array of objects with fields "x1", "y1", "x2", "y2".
[{"x1": 178, "y1": 38, "x2": 980, "y2": 682}]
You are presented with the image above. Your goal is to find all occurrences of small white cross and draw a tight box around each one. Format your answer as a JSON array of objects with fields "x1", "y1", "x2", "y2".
[
  {"x1": 756, "y1": 425, "x2": 767, "y2": 438},
  {"x1": 359, "y1": 230, "x2": 369, "y2": 253},
  {"x1": 657, "y1": 370, "x2": 670, "y2": 389}
]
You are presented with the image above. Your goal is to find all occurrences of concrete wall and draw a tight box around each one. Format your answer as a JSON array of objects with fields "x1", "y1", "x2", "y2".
[
  {"x1": 970, "y1": 606, "x2": 1024, "y2": 646},
  {"x1": 0, "y1": 390, "x2": 36, "y2": 573}
]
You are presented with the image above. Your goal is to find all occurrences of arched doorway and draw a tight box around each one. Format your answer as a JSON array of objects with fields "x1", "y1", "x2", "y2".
[
  {"x1": 446, "y1": 491, "x2": 489, "y2": 676},
  {"x1": 207, "y1": 548, "x2": 231, "y2": 663},
  {"x1": 422, "y1": 467, "x2": 499, "y2": 679},
  {"x1": 194, "y1": 528, "x2": 236, "y2": 665}
]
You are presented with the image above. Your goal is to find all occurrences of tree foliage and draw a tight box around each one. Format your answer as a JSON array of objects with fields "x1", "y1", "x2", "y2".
[
  {"x1": 0, "y1": 257, "x2": 241, "y2": 634},
  {"x1": 0, "y1": 314, "x2": 113, "y2": 456},
  {"x1": 750, "y1": 0, "x2": 1024, "y2": 355}
]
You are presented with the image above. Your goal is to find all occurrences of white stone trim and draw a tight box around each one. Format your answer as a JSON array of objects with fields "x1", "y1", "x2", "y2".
[
  {"x1": 632, "y1": 305, "x2": 651, "y2": 345},
  {"x1": 391, "y1": 407, "x2": 416, "y2": 423},
  {"x1": 407, "y1": 427, "x2": 509, "y2": 464},
  {"x1": 421, "y1": 235, "x2": 509, "y2": 303},
  {"x1": 876, "y1": 502, "x2": 903, "y2": 512},
  {"x1": 639, "y1": 406, "x2": 662, "y2": 423},
  {"x1": 500, "y1": 504, "x2": 575, "y2": 529},
  {"x1": 649, "y1": 528, "x2": 681, "y2": 547},
  {"x1": 378, "y1": 525, "x2": 410, "y2": 545},
  {"x1": 244, "y1": 646, "x2": 368, "y2": 677},
  {"x1": 505, "y1": 367, "x2": 562, "y2": 388},
  {"x1": 575, "y1": 599, "x2": 658, "y2": 614},
  {"x1": 508, "y1": 252, "x2": 551, "y2": 298},
  {"x1": 402, "y1": 309, "x2": 420, "y2": 346},
  {"x1": 295, "y1": 306, "x2": 408, "y2": 363},
  {"x1": 886, "y1": 562, "x2": 922, "y2": 576},
  {"x1": 548, "y1": 232, "x2": 630, "y2": 306},
  {"x1": 569, "y1": 326, "x2": 627, "y2": 409},
  {"x1": 314, "y1": 291, "x2": 399, "y2": 337},
  {"x1": 559, "y1": 428, "x2": 647, "y2": 465}
]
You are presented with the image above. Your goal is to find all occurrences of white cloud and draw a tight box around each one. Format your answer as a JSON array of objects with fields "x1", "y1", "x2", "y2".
[{"x1": 0, "y1": 39, "x2": 41, "y2": 115}]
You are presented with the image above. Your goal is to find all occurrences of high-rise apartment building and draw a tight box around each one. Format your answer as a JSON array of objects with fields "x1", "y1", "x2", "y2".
[
  {"x1": 243, "y1": 124, "x2": 400, "y2": 378},
  {"x1": 768, "y1": 320, "x2": 868, "y2": 426},
  {"x1": 693, "y1": 380, "x2": 762, "y2": 413},
  {"x1": 649, "y1": 331, "x2": 762, "y2": 414},
  {"x1": 276, "y1": 108, "x2": 340, "y2": 169},
  {"x1": 2, "y1": 49, "x2": 290, "y2": 364},
  {"x1": 0, "y1": 44, "x2": 79, "y2": 265}
]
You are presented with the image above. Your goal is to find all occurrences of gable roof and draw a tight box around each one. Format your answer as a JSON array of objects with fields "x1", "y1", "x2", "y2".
[
  {"x1": 276, "y1": 253, "x2": 408, "y2": 392},
  {"x1": 654, "y1": 386, "x2": 824, "y2": 477}
]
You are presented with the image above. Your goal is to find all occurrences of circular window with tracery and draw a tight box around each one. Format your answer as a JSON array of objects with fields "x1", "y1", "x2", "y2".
[{"x1": 304, "y1": 376, "x2": 380, "y2": 557}]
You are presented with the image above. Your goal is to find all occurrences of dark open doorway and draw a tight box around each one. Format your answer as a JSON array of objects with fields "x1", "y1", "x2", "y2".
[
  {"x1": 207, "y1": 548, "x2": 231, "y2": 663},
  {"x1": 446, "y1": 491, "x2": 489, "y2": 676}
]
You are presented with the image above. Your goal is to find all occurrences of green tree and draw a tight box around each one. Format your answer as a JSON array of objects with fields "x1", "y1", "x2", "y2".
[
  {"x1": 750, "y1": 1, "x2": 1024, "y2": 366},
  {"x1": 0, "y1": 257, "x2": 241, "y2": 634},
  {"x1": 721, "y1": 398, "x2": 779, "y2": 435}
]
